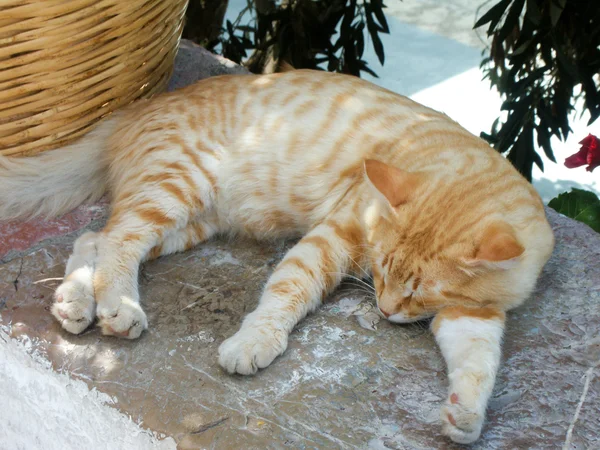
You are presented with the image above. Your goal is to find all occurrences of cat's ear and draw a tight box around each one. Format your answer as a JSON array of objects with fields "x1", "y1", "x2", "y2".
[
  {"x1": 462, "y1": 222, "x2": 524, "y2": 270},
  {"x1": 364, "y1": 159, "x2": 423, "y2": 207}
]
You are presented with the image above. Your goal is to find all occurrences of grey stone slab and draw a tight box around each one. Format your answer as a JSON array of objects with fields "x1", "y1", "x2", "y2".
[
  {"x1": 167, "y1": 41, "x2": 249, "y2": 92},
  {"x1": 1, "y1": 197, "x2": 599, "y2": 450}
]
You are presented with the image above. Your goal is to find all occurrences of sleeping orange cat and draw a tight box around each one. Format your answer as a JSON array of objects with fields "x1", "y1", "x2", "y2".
[{"x1": 0, "y1": 70, "x2": 554, "y2": 443}]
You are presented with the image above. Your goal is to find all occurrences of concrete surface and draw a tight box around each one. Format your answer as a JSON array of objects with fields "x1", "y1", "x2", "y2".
[
  {"x1": 0, "y1": 326, "x2": 176, "y2": 450},
  {"x1": 1, "y1": 41, "x2": 599, "y2": 450}
]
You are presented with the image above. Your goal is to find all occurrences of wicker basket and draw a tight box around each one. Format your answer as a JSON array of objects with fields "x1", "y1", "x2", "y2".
[{"x1": 0, "y1": 0, "x2": 188, "y2": 157}]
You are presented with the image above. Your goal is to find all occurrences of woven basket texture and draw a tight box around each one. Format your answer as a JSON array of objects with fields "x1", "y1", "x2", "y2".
[{"x1": 0, "y1": 0, "x2": 188, "y2": 157}]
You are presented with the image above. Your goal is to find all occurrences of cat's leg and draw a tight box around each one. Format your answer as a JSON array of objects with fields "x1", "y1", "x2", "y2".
[
  {"x1": 431, "y1": 306, "x2": 506, "y2": 444},
  {"x1": 91, "y1": 213, "x2": 180, "y2": 339},
  {"x1": 52, "y1": 231, "x2": 99, "y2": 334},
  {"x1": 219, "y1": 221, "x2": 359, "y2": 375},
  {"x1": 52, "y1": 217, "x2": 218, "y2": 335},
  {"x1": 143, "y1": 217, "x2": 220, "y2": 262},
  {"x1": 91, "y1": 153, "x2": 218, "y2": 338},
  {"x1": 92, "y1": 210, "x2": 218, "y2": 338}
]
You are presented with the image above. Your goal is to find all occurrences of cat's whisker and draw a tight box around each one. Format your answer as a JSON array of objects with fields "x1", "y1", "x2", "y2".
[
  {"x1": 339, "y1": 286, "x2": 377, "y2": 302},
  {"x1": 344, "y1": 251, "x2": 372, "y2": 280},
  {"x1": 328, "y1": 272, "x2": 376, "y2": 294},
  {"x1": 353, "y1": 244, "x2": 383, "y2": 259}
]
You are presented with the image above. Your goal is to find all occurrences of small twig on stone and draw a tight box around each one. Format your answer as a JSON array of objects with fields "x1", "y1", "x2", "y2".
[
  {"x1": 190, "y1": 416, "x2": 229, "y2": 434},
  {"x1": 33, "y1": 277, "x2": 64, "y2": 284},
  {"x1": 563, "y1": 364, "x2": 597, "y2": 450},
  {"x1": 13, "y1": 258, "x2": 23, "y2": 291}
]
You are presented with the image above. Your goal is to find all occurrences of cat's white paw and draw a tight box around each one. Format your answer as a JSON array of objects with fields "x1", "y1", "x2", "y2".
[
  {"x1": 97, "y1": 297, "x2": 148, "y2": 339},
  {"x1": 51, "y1": 268, "x2": 96, "y2": 334},
  {"x1": 441, "y1": 393, "x2": 484, "y2": 444},
  {"x1": 218, "y1": 326, "x2": 288, "y2": 375}
]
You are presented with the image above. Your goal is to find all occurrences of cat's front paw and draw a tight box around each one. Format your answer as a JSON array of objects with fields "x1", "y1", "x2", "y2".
[
  {"x1": 218, "y1": 326, "x2": 288, "y2": 375},
  {"x1": 97, "y1": 297, "x2": 148, "y2": 339},
  {"x1": 51, "y1": 268, "x2": 96, "y2": 334},
  {"x1": 441, "y1": 393, "x2": 484, "y2": 444}
]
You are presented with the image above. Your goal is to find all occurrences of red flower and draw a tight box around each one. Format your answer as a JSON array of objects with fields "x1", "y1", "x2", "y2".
[{"x1": 565, "y1": 134, "x2": 600, "y2": 172}]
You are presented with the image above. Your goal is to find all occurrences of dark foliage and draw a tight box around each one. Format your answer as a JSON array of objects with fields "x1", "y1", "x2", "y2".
[
  {"x1": 183, "y1": 0, "x2": 230, "y2": 46},
  {"x1": 202, "y1": 0, "x2": 389, "y2": 78},
  {"x1": 475, "y1": 0, "x2": 600, "y2": 181}
]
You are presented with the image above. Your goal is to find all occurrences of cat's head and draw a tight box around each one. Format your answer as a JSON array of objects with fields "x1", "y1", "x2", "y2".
[{"x1": 361, "y1": 159, "x2": 529, "y2": 323}]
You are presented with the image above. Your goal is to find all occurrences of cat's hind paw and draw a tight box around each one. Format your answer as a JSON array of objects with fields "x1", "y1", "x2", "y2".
[
  {"x1": 97, "y1": 297, "x2": 148, "y2": 339},
  {"x1": 441, "y1": 395, "x2": 484, "y2": 444},
  {"x1": 218, "y1": 326, "x2": 288, "y2": 375},
  {"x1": 51, "y1": 268, "x2": 96, "y2": 335}
]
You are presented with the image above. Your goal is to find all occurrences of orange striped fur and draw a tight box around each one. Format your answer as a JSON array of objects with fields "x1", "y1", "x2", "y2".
[{"x1": 38, "y1": 70, "x2": 553, "y2": 444}]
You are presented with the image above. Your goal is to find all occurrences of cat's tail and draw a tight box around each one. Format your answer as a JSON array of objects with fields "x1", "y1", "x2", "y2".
[{"x1": 0, "y1": 116, "x2": 119, "y2": 221}]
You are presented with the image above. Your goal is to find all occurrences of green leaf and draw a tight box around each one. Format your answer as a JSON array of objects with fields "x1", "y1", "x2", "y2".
[
  {"x1": 474, "y1": 0, "x2": 512, "y2": 31},
  {"x1": 548, "y1": 189, "x2": 600, "y2": 232},
  {"x1": 327, "y1": 55, "x2": 340, "y2": 72},
  {"x1": 371, "y1": 1, "x2": 390, "y2": 33},
  {"x1": 497, "y1": 0, "x2": 525, "y2": 42},
  {"x1": 510, "y1": 39, "x2": 534, "y2": 56},
  {"x1": 525, "y1": 0, "x2": 542, "y2": 25},
  {"x1": 535, "y1": 123, "x2": 556, "y2": 163},
  {"x1": 365, "y1": 7, "x2": 385, "y2": 65},
  {"x1": 550, "y1": 0, "x2": 565, "y2": 27},
  {"x1": 574, "y1": 203, "x2": 600, "y2": 233},
  {"x1": 341, "y1": 2, "x2": 356, "y2": 33},
  {"x1": 480, "y1": 131, "x2": 499, "y2": 144},
  {"x1": 580, "y1": 67, "x2": 600, "y2": 125},
  {"x1": 358, "y1": 60, "x2": 379, "y2": 78},
  {"x1": 371, "y1": 30, "x2": 385, "y2": 65},
  {"x1": 532, "y1": 142, "x2": 544, "y2": 171},
  {"x1": 356, "y1": 25, "x2": 365, "y2": 57},
  {"x1": 496, "y1": 94, "x2": 532, "y2": 153},
  {"x1": 551, "y1": 33, "x2": 578, "y2": 80},
  {"x1": 333, "y1": 36, "x2": 344, "y2": 52},
  {"x1": 236, "y1": 25, "x2": 255, "y2": 33}
]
